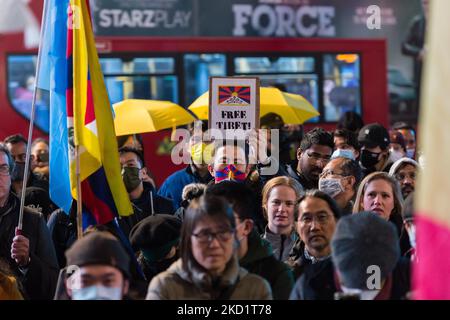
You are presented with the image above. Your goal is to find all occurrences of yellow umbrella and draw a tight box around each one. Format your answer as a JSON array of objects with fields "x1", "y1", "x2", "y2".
[
  {"x1": 188, "y1": 87, "x2": 320, "y2": 124},
  {"x1": 113, "y1": 99, "x2": 196, "y2": 136}
]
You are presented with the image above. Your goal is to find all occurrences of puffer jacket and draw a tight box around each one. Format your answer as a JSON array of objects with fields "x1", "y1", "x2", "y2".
[{"x1": 146, "y1": 255, "x2": 272, "y2": 300}]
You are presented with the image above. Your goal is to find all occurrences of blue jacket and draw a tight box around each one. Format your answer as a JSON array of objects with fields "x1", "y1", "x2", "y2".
[{"x1": 158, "y1": 165, "x2": 212, "y2": 210}]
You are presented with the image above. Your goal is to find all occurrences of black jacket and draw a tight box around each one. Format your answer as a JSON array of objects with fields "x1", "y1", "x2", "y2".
[
  {"x1": 118, "y1": 183, "x2": 175, "y2": 237},
  {"x1": 290, "y1": 258, "x2": 411, "y2": 300},
  {"x1": 257, "y1": 158, "x2": 313, "y2": 191},
  {"x1": 240, "y1": 229, "x2": 294, "y2": 300},
  {"x1": 0, "y1": 193, "x2": 59, "y2": 299}
]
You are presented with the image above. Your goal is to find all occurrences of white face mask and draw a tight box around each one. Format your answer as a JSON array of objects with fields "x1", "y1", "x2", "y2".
[
  {"x1": 389, "y1": 149, "x2": 404, "y2": 163},
  {"x1": 71, "y1": 285, "x2": 123, "y2": 300},
  {"x1": 319, "y1": 177, "x2": 345, "y2": 198}
]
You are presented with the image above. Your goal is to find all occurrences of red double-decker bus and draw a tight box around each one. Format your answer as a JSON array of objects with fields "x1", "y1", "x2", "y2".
[{"x1": 0, "y1": 0, "x2": 388, "y2": 185}]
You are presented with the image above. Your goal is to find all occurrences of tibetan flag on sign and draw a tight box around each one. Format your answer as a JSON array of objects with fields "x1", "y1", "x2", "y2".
[
  {"x1": 414, "y1": 0, "x2": 450, "y2": 300},
  {"x1": 37, "y1": 0, "x2": 73, "y2": 214},
  {"x1": 67, "y1": 0, "x2": 133, "y2": 226}
]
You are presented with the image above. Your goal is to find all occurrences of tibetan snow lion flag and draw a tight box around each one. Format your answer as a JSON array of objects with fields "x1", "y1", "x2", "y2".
[
  {"x1": 414, "y1": 0, "x2": 450, "y2": 300},
  {"x1": 67, "y1": 0, "x2": 133, "y2": 226}
]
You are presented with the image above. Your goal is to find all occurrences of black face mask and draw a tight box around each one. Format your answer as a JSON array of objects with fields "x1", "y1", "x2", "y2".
[
  {"x1": 121, "y1": 167, "x2": 141, "y2": 192},
  {"x1": 11, "y1": 162, "x2": 25, "y2": 182},
  {"x1": 360, "y1": 149, "x2": 381, "y2": 169}
]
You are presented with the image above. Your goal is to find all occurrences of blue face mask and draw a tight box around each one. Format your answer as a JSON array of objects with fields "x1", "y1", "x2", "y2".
[
  {"x1": 406, "y1": 148, "x2": 415, "y2": 159},
  {"x1": 331, "y1": 149, "x2": 355, "y2": 160},
  {"x1": 71, "y1": 285, "x2": 122, "y2": 300}
]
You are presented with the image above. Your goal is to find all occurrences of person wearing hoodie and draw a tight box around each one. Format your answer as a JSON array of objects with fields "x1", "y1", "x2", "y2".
[
  {"x1": 118, "y1": 147, "x2": 175, "y2": 236},
  {"x1": 207, "y1": 180, "x2": 295, "y2": 300},
  {"x1": 388, "y1": 157, "x2": 419, "y2": 199},
  {"x1": 146, "y1": 195, "x2": 272, "y2": 300}
]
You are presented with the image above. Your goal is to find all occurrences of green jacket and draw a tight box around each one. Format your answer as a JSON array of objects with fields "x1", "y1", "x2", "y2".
[{"x1": 240, "y1": 229, "x2": 295, "y2": 300}]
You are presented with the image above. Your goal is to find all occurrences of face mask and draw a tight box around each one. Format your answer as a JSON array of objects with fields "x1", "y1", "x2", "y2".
[
  {"x1": 319, "y1": 177, "x2": 345, "y2": 198},
  {"x1": 406, "y1": 148, "x2": 415, "y2": 159},
  {"x1": 11, "y1": 162, "x2": 25, "y2": 182},
  {"x1": 71, "y1": 285, "x2": 122, "y2": 300},
  {"x1": 121, "y1": 166, "x2": 141, "y2": 192},
  {"x1": 389, "y1": 149, "x2": 404, "y2": 163},
  {"x1": 360, "y1": 150, "x2": 380, "y2": 169},
  {"x1": 190, "y1": 142, "x2": 214, "y2": 165},
  {"x1": 331, "y1": 149, "x2": 355, "y2": 160},
  {"x1": 407, "y1": 224, "x2": 416, "y2": 248},
  {"x1": 214, "y1": 164, "x2": 246, "y2": 183}
]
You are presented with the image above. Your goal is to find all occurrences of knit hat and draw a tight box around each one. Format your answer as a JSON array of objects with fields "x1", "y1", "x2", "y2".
[
  {"x1": 65, "y1": 232, "x2": 130, "y2": 278},
  {"x1": 331, "y1": 212, "x2": 400, "y2": 289},
  {"x1": 358, "y1": 123, "x2": 390, "y2": 150},
  {"x1": 129, "y1": 214, "x2": 182, "y2": 262}
]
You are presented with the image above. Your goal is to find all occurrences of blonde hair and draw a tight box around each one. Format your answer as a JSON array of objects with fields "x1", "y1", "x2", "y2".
[
  {"x1": 262, "y1": 176, "x2": 303, "y2": 220},
  {"x1": 353, "y1": 171, "x2": 403, "y2": 218}
]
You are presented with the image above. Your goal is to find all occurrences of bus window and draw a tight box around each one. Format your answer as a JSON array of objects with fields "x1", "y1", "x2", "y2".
[
  {"x1": 233, "y1": 56, "x2": 319, "y2": 123},
  {"x1": 323, "y1": 54, "x2": 361, "y2": 122},
  {"x1": 100, "y1": 57, "x2": 178, "y2": 104},
  {"x1": 234, "y1": 57, "x2": 315, "y2": 73},
  {"x1": 7, "y1": 55, "x2": 50, "y2": 133},
  {"x1": 184, "y1": 54, "x2": 226, "y2": 106}
]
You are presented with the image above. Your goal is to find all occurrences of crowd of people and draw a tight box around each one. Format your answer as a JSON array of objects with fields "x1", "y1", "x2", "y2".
[{"x1": 0, "y1": 111, "x2": 420, "y2": 300}]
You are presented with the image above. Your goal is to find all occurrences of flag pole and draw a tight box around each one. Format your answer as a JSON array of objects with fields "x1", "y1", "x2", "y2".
[
  {"x1": 17, "y1": 0, "x2": 49, "y2": 233},
  {"x1": 75, "y1": 145, "x2": 83, "y2": 239}
]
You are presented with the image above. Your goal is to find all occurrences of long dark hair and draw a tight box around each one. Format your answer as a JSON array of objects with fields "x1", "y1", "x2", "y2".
[{"x1": 180, "y1": 195, "x2": 236, "y2": 277}]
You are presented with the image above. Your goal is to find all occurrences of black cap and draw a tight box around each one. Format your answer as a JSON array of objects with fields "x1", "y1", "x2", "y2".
[
  {"x1": 129, "y1": 214, "x2": 182, "y2": 262},
  {"x1": 65, "y1": 232, "x2": 130, "y2": 278},
  {"x1": 358, "y1": 123, "x2": 390, "y2": 149}
]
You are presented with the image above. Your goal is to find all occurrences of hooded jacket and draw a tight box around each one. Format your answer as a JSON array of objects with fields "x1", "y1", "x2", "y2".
[
  {"x1": 240, "y1": 230, "x2": 294, "y2": 300},
  {"x1": 146, "y1": 255, "x2": 272, "y2": 300}
]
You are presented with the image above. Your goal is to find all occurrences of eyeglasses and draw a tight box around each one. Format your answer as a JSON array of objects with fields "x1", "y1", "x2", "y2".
[
  {"x1": 192, "y1": 229, "x2": 235, "y2": 244},
  {"x1": 319, "y1": 169, "x2": 347, "y2": 179},
  {"x1": 306, "y1": 152, "x2": 331, "y2": 163},
  {"x1": 299, "y1": 213, "x2": 333, "y2": 225},
  {"x1": 0, "y1": 164, "x2": 10, "y2": 176},
  {"x1": 395, "y1": 172, "x2": 416, "y2": 181}
]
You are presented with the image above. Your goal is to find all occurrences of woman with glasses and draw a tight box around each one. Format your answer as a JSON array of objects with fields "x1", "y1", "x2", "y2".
[
  {"x1": 261, "y1": 176, "x2": 303, "y2": 262},
  {"x1": 146, "y1": 195, "x2": 272, "y2": 300}
]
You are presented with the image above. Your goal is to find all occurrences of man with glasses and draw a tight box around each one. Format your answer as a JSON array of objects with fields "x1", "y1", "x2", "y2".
[
  {"x1": 388, "y1": 157, "x2": 419, "y2": 199},
  {"x1": 0, "y1": 145, "x2": 58, "y2": 299},
  {"x1": 290, "y1": 128, "x2": 334, "y2": 190},
  {"x1": 287, "y1": 189, "x2": 340, "y2": 295},
  {"x1": 318, "y1": 157, "x2": 362, "y2": 216}
]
